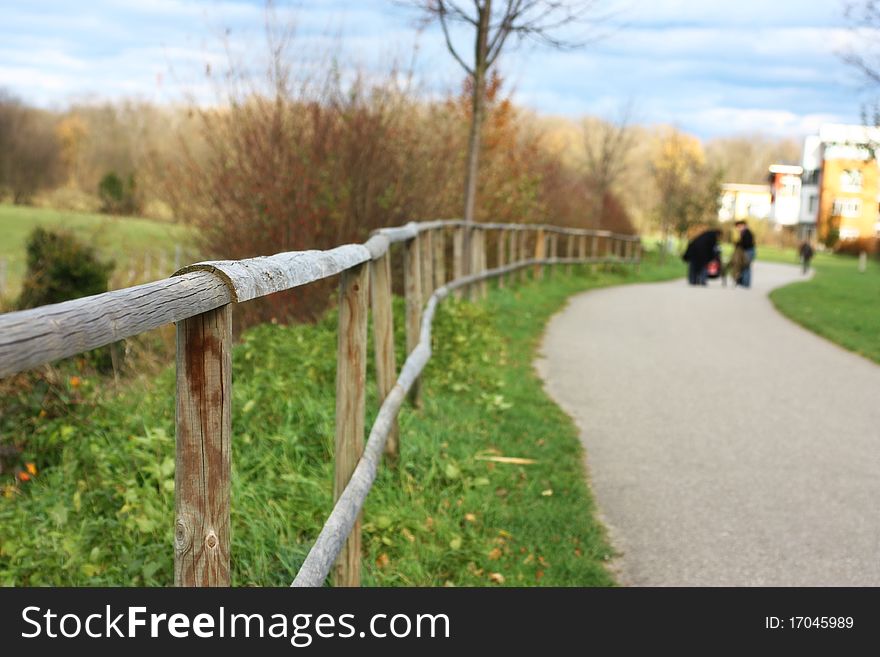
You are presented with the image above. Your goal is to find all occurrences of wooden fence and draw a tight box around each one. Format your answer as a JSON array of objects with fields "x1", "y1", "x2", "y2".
[{"x1": 0, "y1": 220, "x2": 641, "y2": 587}]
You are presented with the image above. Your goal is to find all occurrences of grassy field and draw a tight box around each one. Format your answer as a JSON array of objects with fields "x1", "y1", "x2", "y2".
[
  {"x1": 0, "y1": 203, "x2": 192, "y2": 300},
  {"x1": 0, "y1": 253, "x2": 682, "y2": 586},
  {"x1": 769, "y1": 247, "x2": 880, "y2": 364}
]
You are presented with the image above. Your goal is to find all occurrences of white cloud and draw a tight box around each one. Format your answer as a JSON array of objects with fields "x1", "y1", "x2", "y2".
[{"x1": 0, "y1": 0, "x2": 870, "y2": 138}]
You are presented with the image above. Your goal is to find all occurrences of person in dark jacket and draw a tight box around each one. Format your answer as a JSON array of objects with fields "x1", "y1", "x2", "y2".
[
  {"x1": 682, "y1": 229, "x2": 720, "y2": 286},
  {"x1": 734, "y1": 220, "x2": 756, "y2": 287},
  {"x1": 799, "y1": 239, "x2": 814, "y2": 275}
]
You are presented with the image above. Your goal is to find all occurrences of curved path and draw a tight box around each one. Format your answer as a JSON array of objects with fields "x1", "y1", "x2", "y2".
[{"x1": 536, "y1": 262, "x2": 880, "y2": 586}]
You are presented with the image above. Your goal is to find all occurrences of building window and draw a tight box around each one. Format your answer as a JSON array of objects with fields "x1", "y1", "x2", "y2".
[
  {"x1": 840, "y1": 169, "x2": 863, "y2": 192},
  {"x1": 809, "y1": 195, "x2": 818, "y2": 213},
  {"x1": 832, "y1": 198, "x2": 862, "y2": 218}
]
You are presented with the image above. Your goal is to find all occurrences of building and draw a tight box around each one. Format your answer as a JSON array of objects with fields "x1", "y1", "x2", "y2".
[
  {"x1": 768, "y1": 164, "x2": 803, "y2": 228},
  {"x1": 799, "y1": 124, "x2": 880, "y2": 242},
  {"x1": 718, "y1": 183, "x2": 771, "y2": 223}
]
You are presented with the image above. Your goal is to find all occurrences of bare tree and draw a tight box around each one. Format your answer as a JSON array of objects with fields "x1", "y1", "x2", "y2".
[
  {"x1": 582, "y1": 102, "x2": 636, "y2": 227},
  {"x1": 842, "y1": 1, "x2": 880, "y2": 85},
  {"x1": 0, "y1": 91, "x2": 62, "y2": 204},
  {"x1": 651, "y1": 128, "x2": 721, "y2": 264},
  {"x1": 405, "y1": 0, "x2": 604, "y2": 270}
]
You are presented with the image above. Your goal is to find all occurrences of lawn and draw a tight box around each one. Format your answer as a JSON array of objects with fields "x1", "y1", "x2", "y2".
[
  {"x1": 0, "y1": 252, "x2": 682, "y2": 586},
  {"x1": 0, "y1": 204, "x2": 193, "y2": 300},
  {"x1": 769, "y1": 247, "x2": 880, "y2": 364}
]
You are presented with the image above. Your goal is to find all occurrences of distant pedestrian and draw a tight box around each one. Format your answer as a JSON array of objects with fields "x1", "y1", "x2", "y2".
[
  {"x1": 682, "y1": 229, "x2": 720, "y2": 286},
  {"x1": 734, "y1": 220, "x2": 756, "y2": 288},
  {"x1": 799, "y1": 240, "x2": 814, "y2": 275}
]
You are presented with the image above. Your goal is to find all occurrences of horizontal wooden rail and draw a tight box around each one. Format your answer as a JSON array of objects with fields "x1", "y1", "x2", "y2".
[{"x1": 0, "y1": 272, "x2": 231, "y2": 378}]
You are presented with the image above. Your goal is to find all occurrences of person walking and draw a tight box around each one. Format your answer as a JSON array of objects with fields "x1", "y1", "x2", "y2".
[
  {"x1": 799, "y1": 239, "x2": 814, "y2": 275},
  {"x1": 682, "y1": 229, "x2": 720, "y2": 286},
  {"x1": 734, "y1": 220, "x2": 756, "y2": 288}
]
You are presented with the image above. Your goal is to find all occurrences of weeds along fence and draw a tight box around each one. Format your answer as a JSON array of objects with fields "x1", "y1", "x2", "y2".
[{"x1": 0, "y1": 220, "x2": 641, "y2": 587}]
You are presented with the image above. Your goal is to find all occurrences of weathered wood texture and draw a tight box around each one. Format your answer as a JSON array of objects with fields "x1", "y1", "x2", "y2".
[
  {"x1": 566, "y1": 234, "x2": 575, "y2": 274},
  {"x1": 519, "y1": 229, "x2": 528, "y2": 282},
  {"x1": 404, "y1": 236, "x2": 423, "y2": 406},
  {"x1": 333, "y1": 264, "x2": 369, "y2": 587},
  {"x1": 421, "y1": 229, "x2": 434, "y2": 298},
  {"x1": 370, "y1": 253, "x2": 398, "y2": 459},
  {"x1": 452, "y1": 227, "x2": 464, "y2": 299},
  {"x1": 534, "y1": 228, "x2": 546, "y2": 280},
  {"x1": 177, "y1": 244, "x2": 372, "y2": 303},
  {"x1": 478, "y1": 230, "x2": 488, "y2": 299},
  {"x1": 0, "y1": 272, "x2": 231, "y2": 379},
  {"x1": 507, "y1": 230, "x2": 518, "y2": 285},
  {"x1": 175, "y1": 304, "x2": 233, "y2": 587},
  {"x1": 497, "y1": 229, "x2": 507, "y2": 289},
  {"x1": 433, "y1": 228, "x2": 446, "y2": 290}
]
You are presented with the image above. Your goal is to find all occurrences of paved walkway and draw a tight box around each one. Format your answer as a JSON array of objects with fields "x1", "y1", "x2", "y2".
[{"x1": 536, "y1": 262, "x2": 880, "y2": 586}]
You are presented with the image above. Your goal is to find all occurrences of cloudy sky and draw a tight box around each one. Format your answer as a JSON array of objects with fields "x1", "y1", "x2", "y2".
[{"x1": 0, "y1": 0, "x2": 873, "y2": 139}]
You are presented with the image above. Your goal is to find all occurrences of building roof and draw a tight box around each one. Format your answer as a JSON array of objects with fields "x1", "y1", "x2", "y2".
[{"x1": 769, "y1": 164, "x2": 803, "y2": 175}]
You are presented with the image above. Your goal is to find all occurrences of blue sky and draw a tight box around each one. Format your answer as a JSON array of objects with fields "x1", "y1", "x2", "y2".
[{"x1": 0, "y1": 0, "x2": 873, "y2": 139}]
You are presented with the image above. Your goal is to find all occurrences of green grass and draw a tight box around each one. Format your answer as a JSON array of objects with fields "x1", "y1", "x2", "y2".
[
  {"x1": 0, "y1": 204, "x2": 192, "y2": 299},
  {"x1": 0, "y1": 254, "x2": 682, "y2": 586},
  {"x1": 769, "y1": 249, "x2": 880, "y2": 364}
]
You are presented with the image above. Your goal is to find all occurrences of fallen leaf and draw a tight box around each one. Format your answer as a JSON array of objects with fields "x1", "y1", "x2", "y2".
[
  {"x1": 541, "y1": 489, "x2": 553, "y2": 497},
  {"x1": 488, "y1": 547, "x2": 503, "y2": 561},
  {"x1": 375, "y1": 553, "x2": 390, "y2": 569},
  {"x1": 523, "y1": 554, "x2": 534, "y2": 565},
  {"x1": 464, "y1": 513, "x2": 477, "y2": 523},
  {"x1": 401, "y1": 528, "x2": 416, "y2": 543},
  {"x1": 536, "y1": 570, "x2": 545, "y2": 581},
  {"x1": 536, "y1": 439, "x2": 546, "y2": 447},
  {"x1": 474, "y1": 455, "x2": 537, "y2": 465},
  {"x1": 498, "y1": 530, "x2": 512, "y2": 539},
  {"x1": 488, "y1": 572, "x2": 505, "y2": 584},
  {"x1": 449, "y1": 537, "x2": 463, "y2": 550}
]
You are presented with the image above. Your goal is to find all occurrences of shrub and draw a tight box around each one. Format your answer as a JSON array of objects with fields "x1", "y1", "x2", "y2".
[
  {"x1": 17, "y1": 227, "x2": 114, "y2": 309},
  {"x1": 98, "y1": 171, "x2": 139, "y2": 214},
  {"x1": 824, "y1": 226, "x2": 840, "y2": 249},
  {"x1": 834, "y1": 236, "x2": 879, "y2": 257}
]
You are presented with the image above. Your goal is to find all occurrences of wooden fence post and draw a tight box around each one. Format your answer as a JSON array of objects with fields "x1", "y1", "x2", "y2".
[
  {"x1": 508, "y1": 229, "x2": 518, "y2": 285},
  {"x1": 175, "y1": 304, "x2": 233, "y2": 587},
  {"x1": 404, "y1": 236, "x2": 422, "y2": 406},
  {"x1": 469, "y1": 227, "x2": 481, "y2": 301},
  {"x1": 370, "y1": 253, "x2": 398, "y2": 460},
  {"x1": 548, "y1": 232, "x2": 557, "y2": 277},
  {"x1": 566, "y1": 233, "x2": 575, "y2": 275},
  {"x1": 452, "y1": 227, "x2": 464, "y2": 299},
  {"x1": 578, "y1": 235, "x2": 586, "y2": 275},
  {"x1": 534, "y1": 228, "x2": 546, "y2": 280},
  {"x1": 519, "y1": 229, "x2": 528, "y2": 283},
  {"x1": 333, "y1": 263, "x2": 369, "y2": 587},
  {"x1": 434, "y1": 228, "x2": 446, "y2": 290},
  {"x1": 421, "y1": 229, "x2": 434, "y2": 298},
  {"x1": 591, "y1": 234, "x2": 599, "y2": 273},
  {"x1": 478, "y1": 229, "x2": 488, "y2": 299},
  {"x1": 497, "y1": 229, "x2": 507, "y2": 289}
]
